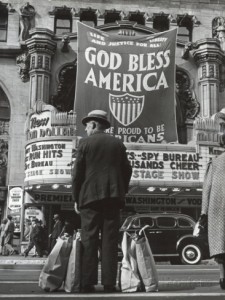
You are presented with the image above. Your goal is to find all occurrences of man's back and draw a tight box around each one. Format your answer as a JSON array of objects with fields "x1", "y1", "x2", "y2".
[{"x1": 74, "y1": 131, "x2": 132, "y2": 208}]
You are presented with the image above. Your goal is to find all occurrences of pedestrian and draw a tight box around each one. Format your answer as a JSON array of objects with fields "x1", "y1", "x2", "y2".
[
  {"x1": 72, "y1": 109, "x2": 132, "y2": 293},
  {"x1": 4, "y1": 215, "x2": 15, "y2": 255},
  {"x1": 49, "y1": 214, "x2": 63, "y2": 252},
  {"x1": 23, "y1": 218, "x2": 43, "y2": 257},
  {"x1": 200, "y1": 148, "x2": 225, "y2": 290},
  {"x1": 0, "y1": 218, "x2": 8, "y2": 255},
  {"x1": 38, "y1": 219, "x2": 48, "y2": 257},
  {"x1": 23, "y1": 219, "x2": 32, "y2": 241}
]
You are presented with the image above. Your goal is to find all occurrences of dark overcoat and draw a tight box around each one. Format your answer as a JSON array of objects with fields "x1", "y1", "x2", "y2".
[
  {"x1": 201, "y1": 152, "x2": 225, "y2": 257},
  {"x1": 51, "y1": 220, "x2": 63, "y2": 239},
  {"x1": 72, "y1": 131, "x2": 132, "y2": 208}
]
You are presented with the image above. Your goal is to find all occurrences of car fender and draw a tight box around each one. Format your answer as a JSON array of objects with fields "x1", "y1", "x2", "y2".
[{"x1": 176, "y1": 235, "x2": 202, "y2": 251}]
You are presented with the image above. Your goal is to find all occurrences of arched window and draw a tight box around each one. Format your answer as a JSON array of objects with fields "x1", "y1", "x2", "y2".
[
  {"x1": 50, "y1": 63, "x2": 77, "y2": 112},
  {"x1": 176, "y1": 69, "x2": 199, "y2": 144}
]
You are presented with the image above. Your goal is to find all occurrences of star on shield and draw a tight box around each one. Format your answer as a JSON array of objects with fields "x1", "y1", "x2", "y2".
[{"x1": 109, "y1": 93, "x2": 145, "y2": 126}]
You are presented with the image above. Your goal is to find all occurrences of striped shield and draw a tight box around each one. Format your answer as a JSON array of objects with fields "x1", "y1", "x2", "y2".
[{"x1": 109, "y1": 93, "x2": 145, "y2": 126}]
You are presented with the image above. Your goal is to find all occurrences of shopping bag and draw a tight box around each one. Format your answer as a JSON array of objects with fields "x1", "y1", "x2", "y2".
[
  {"x1": 39, "y1": 236, "x2": 72, "y2": 292},
  {"x1": 120, "y1": 231, "x2": 142, "y2": 292},
  {"x1": 64, "y1": 232, "x2": 81, "y2": 293},
  {"x1": 135, "y1": 228, "x2": 158, "y2": 292}
]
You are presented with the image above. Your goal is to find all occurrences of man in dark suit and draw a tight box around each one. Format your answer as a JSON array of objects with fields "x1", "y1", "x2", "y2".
[
  {"x1": 72, "y1": 110, "x2": 132, "y2": 293},
  {"x1": 49, "y1": 214, "x2": 63, "y2": 252},
  {"x1": 23, "y1": 218, "x2": 43, "y2": 257}
]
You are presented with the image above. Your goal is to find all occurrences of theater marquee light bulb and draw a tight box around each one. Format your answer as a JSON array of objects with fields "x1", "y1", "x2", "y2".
[{"x1": 52, "y1": 184, "x2": 59, "y2": 190}]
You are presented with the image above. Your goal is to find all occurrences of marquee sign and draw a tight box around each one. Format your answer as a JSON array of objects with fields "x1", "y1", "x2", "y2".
[
  {"x1": 25, "y1": 140, "x2": 73, "y2": 184},
  {"x1": 128, "y1": 149, "x2": 208, "y2": 184},
  {"x1": 125, "y1": 196, "x2": 202, "y2": 208},
  {"x1": 26, "y1": 111, "x2": 76, "y2": 141},
  {"x1": 75, "y1": 22, "x2": 178, "y2": 143}
]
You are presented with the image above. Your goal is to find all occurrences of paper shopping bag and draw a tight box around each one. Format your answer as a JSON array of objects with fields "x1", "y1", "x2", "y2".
[
  {"x1": 120, "y1": 231, "x2": 142, "y2": 292},
  {"x1": 135, "y1": 231, "x2": 158, "y2": 292},
  {"x1": 64, "y1": 232, "x2": 81, "y2": 293},
  {"x1": 39, "y1": 236, "x2": 72, "y2": 292}
]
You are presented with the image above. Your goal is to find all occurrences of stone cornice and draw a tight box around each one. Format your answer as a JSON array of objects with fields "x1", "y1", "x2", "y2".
[
  {"x1": 25, "y1": 28, "x2": 57, "y2": 56},
  {"x1": 193, "y1": 38, "x2": 224, "y2": 65}
]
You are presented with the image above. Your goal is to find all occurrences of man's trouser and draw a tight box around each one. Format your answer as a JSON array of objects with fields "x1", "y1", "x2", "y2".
[
  {"x1": 80, "y1": 199, "x2": 120, "y2": 287},
  {"x1": 25, "y1": 240, "x2": 42, "y2": 256}
]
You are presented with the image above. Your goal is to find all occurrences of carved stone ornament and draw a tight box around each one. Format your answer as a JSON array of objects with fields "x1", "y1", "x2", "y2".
[
  {"x1": 182, "y1": 42, "x2": 197, "y2": 60},
  {"x1": 61, "y1": 35, "x2": 71, "y2": 53},
  {"x1": 212, "y1": 17, "x2": 225, "y2": 38},
  {"x1": 176, "y1": 69, "x2": 200, "y2": 120},
  {"x1": 16, "y1": 52, "x2": 30, "y2": 82},
  {"x1": 19, "y1": 2, "x2": 36, "y2": 41}
]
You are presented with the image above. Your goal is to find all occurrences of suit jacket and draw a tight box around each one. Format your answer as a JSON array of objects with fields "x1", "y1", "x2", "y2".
[
  {"x1": 72, "y1": 131, "x2": 132, "y2": 208},
  {"x1": 30, "y1": 225, "x2": 42, "y2": 242},
  {"x1": 51, "y1": 220, "x2": 63, "y2": 239}
]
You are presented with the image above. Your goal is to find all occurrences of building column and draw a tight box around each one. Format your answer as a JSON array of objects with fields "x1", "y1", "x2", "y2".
[
  {"x1": 25, "y1": 28, "x2": 57, "y2": 108},
  {"x1": 193, "y1": 38, "x2": 224, "y2": 118}
]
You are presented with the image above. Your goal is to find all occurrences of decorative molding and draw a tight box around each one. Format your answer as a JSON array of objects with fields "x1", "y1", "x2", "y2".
[
  {"x1": 193, "y1": 39, "x2": 224, "y2": 66},
  {"x1": 16, "y1": 52, "x2": 30, "y2": 82},
  {"x1": 26, "y1": 29, "x2": 57, "y2": 56},
  {"x1": 49, "y1": 5, "x2": 72, "y2": 16}
]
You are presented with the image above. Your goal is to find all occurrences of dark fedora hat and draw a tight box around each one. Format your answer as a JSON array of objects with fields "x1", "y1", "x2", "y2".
[{"x1": 82, "y1": 110, "x2": 111, "y2": 128}]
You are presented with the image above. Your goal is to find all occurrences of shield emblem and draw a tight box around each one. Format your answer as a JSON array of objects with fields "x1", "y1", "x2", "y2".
[{"x1": 109, "y1": 93, "x2": 145, "y2": 126}]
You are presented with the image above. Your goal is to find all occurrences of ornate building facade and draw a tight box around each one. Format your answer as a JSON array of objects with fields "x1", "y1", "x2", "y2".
[{"x1": 1, "y1": 0, "x2": 225, "y2": 250}]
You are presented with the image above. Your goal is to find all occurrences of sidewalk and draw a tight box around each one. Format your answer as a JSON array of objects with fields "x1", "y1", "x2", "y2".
[
  {"x1": 0, "y1": 254, "x2": 218, "y2": 265},
  {"x1": 0, "y1": 254, "x2": 46, "y2": 265}
]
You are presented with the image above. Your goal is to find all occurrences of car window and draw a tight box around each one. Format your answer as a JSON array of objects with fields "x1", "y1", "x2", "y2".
[
  {"x1": 139, "y1": 217, "x2": 154, "y2": 228},
  {"x1": 178, "y1": 218, "x2": 193, "y2": 228},
  {"x1": 121, "y1": 216, "x2": 134, "y2": 229},
  {"x1": 157, "y1": 217, "x2": 176, "y2": 228},
  {"x1": 131, "y1": 218, "x2": 141, "y2": 228}
]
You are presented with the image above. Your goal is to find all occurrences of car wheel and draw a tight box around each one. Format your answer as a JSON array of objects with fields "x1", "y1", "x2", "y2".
[{"x1": 180, "y1": 244, "x2": 202, "y2": 265}]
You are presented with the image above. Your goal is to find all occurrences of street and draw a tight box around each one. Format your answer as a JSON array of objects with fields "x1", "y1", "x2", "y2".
[{"x1": 0, "y1": 260, "x2": 225, "y2": 299}]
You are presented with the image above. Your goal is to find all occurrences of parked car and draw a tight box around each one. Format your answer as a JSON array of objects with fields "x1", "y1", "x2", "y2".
[{"x1": 118, "y1": 212, "x2": 209, "y2": 265}]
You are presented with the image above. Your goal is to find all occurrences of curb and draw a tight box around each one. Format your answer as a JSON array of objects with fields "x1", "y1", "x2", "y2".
[{"x1": 0, "y1": 257, "x2": 46, "y2": 265}]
